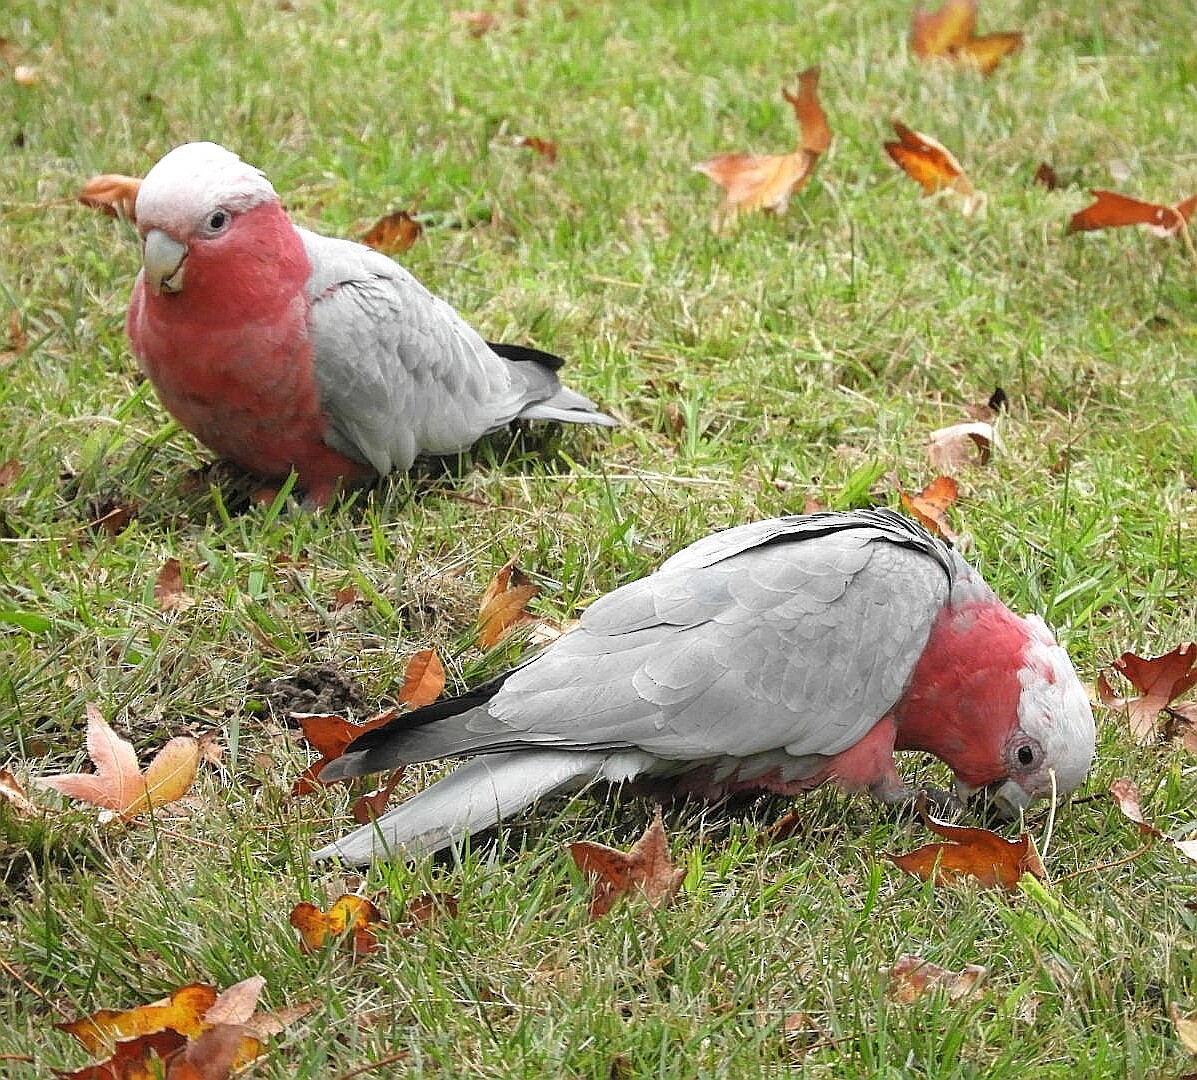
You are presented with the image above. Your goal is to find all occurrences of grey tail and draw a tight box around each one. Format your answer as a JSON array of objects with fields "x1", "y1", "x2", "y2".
[
  {"x1": 310, "y1": 750, "x2": 606, "y2": 864},
  {"x1": 487, "y1": 341, "x2": 618, "y2": 428}
]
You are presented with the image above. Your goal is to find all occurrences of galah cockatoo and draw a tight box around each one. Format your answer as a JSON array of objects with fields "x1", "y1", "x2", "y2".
[
  {"x1": 125, "y1": 142, "x2": 616, "y2": 505},
  {"x1": 314, "y1": 509, "x2": 1096, "y2": 864}
]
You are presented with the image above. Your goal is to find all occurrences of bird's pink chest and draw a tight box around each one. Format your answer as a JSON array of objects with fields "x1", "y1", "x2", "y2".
[{"x1": 129, "y1": 276, "x2": 332, "y2": 479}]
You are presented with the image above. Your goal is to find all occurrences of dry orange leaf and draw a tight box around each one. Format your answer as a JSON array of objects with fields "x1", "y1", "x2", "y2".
[
  {"x1": 79, "y1": 174, "x2": 142, "y2": 222},
  {"x1": 399, "y1": 648, "x2": 446, "y2": 709},
  {"x1": 478, "y1": 557, "x2": 540, "y2": 649},
  {"x1": 898, "y1": 475, "x2": 959, "y2": 541},
  {"x1": 350, "y1": 767, "x2": 406, "y2": 824},
  {"x1": 694, "y1": 66, "x2": 831, "y2": 231},
  {"x1": 889, "y1": 803, "x2": 1045, "y2": 891},
  {"x1": 515, "y1": 135, "x2": 559, "y2": 163},
  {"x1": 910, "y1": 0, "x2": 1022, "y2": 75},
  {"x1": 57, "y1": 985, "x2": 217, "y2": 1052},
  {"x1": 885, "y1": 120, "x2": 980, "y2": 212},
  {"x1": 154, "y1": 557, "x2": 194, "y2": 613},
  {"x1": 362, "y1": 210, "x2": 422, "y2": 254},
  {"x1": 1068, "y1": 189, "x2": 1197, "y2": 238},
  {"x1": 56, "y1": 977, "x2": 274, "y2": 1080},
  {"x1": 569, "y1": 810, "x2": 685, "y2": 920},
  {"x1": 289, "y1": 894, "x2": 384, "y2": 955},
  {"x1": 37, "y1": 705, "x2": 200, "y2": 818},
  {"x1": 0, "y1": 768, "x2": 38, "y2": 816},
  {"x1": 1097, "y1": 643, "x2": 1197, "y2": 744},
  {"x1": 927, "y1": 420, "x2": 996, "y2": 472},
  {"x1": 54, "y1": 1029, "x2": 188, "y2": 1080},
  {"x1": 451, "y1": 10, "x2": 499, "y2": 35},
  {"x1": 783, "y1": 67, "x2": 832, "y2": 155},
  {"x1": 1108, "y1": 777, "x2": 1161, "y2": 837},
  {"x1": 404, "y1": 892, "x2": 460, "y2": 928},
  {"x1": 886, "y1": 954, "x2": 988, "y2": 1002},
  {"x1": 291, "y1": 707, "x2": 398, "y2": 795}
]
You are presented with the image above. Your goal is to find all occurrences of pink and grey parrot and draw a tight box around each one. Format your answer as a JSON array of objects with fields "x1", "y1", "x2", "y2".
[
  {"x1": 125, "y1": 142, "x2": 616, "y2": 505},
  {"x1": 314, "y1": 509, "x2": 1096, "y2": 864}
]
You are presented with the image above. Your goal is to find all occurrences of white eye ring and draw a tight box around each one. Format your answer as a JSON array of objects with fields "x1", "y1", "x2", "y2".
[{"x1": 206, "y1": 209, "x2": 230, "y2": 233}]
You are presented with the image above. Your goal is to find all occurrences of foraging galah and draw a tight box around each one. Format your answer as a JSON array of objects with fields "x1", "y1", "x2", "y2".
[
  {"x1": 125, "y1": 142, "x2": 616, "y2": 505},
  {"x1": 314, "y1": 509, "x2": 1096, "y2": 864}
]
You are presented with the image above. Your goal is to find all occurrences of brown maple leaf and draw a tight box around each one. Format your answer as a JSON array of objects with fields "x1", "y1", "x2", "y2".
[
  {"x1": 885, "y1": 120, "x2": 982, "y2": 214},
  {"x1": 399, "y1": 648, "x2": 446, "y2": 709},
  {"x1": 79, "y1": 173, "x2": 142, "y2": 222},
  {"x1": 37, "y1": 705, "x2": 200, "y2": 818},
  {"x1": 927, "y1": 420, "x2": 997, "y2": 472},
  {"x1": 291, "y1": 707, "x2": 399, "y2": 795},
  {"x1": 569, "y1": 810, "x2": 686, "y2": 920},
  {"x1": 898, "y1": 475, "x2": 959, "y2": 541},
  {"x1": 289, "y1": 894, "x2": 384, "y2": 955},
  {"x1": 1108, "y1": 777, "x2": 1161, "y2": 837},
  {"x1": 1097, "y1": 643, "x2": 1197, "y2": 744},
  {"x1": 888, "y1": 799, "x2": 1045, "y2": 891},
  {"x1": 478, "y1": 557, "x2": 541, "y2": 649},
  {"x1": 909, "y1": 0, "x2": 1022, "y2": 75},
  {"x1": 362, "y1": 210, "x2": 422, "y2": 254},
  {"x1": 154, "y1": 557, "x2": 194, "y2": 613},
  {"x1": 0, "y1": 768, "x2": 38, "y2": 816},
  {"x1": 886, "y1": 954, "x2": 988, "y2": 1002},
  {"x1": 1068, "y1": 190, "x2": 1197, "y2": 238},
  {"x1": 515, "y1": 135, "x2": 559, "y2": 163},
  {"x1": 694, "y1": 66, "x2": 831, "y2": 231}
]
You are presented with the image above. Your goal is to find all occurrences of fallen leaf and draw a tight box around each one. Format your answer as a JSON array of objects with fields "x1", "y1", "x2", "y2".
[
  {"x1": 37, "y1": 705, "x2": 200, "y2": 817},
  {"x1": 885, "y1": 120, "x2": 980, "y2": 213},
  {"x1": 398, "y1": 648, "x2": 445, "y2": 709},
  {"x1": 169, "y1": 1021, "x2": 261, "y2": 1080},
  {"x1": 1034, "y1": 162, "x2": 1061, "y2": 190},
  {"x1": 1, "y1": 309, "x2": 27, "y2": 367},
  {"x1": 1068, "y1": 190, "x2": 1197, "y2": 238},
  {"x1": 515, "y1": 135, "x2": 559, "y2": 163},
  {"x1": 1108, "y1": 777, "x2": 1161, "y2": 837},
  {"x1": 0, "y1": 458, "x2": 21, "y2": 488},
  {"x1": 910, "y1": 0, "x2": 1022, "y2": 75},
  {"x1": 291, "y1": 707, "x2": 399, "y2": 795},
  {"x1": 886, "y1": 954, "x2": 988, "y2": 1002},
  {"x1": 569, "y1": 810, "x2": 686, "y2": 920},
  {"x1": 927, "y1": 420, "x2": 996, "y2": 472},
  {"x1": 451, "y1": 11, "x2": 499, "y2": 35},
  {"x1": 362, "y1": 210, "x2": 422, "y2": 254},
  {"x1": 54, "y1": 1029, "x2": 187, "y2": 1080},
  {"x1": 0, "y1": 768, "x2": 38, "y2": 816},
  {"x1": 331, "y1": 585, "x2": 359, "y2": 612},
  {"x1": 783, "y1": 67, "x2": 832, "y2": 155},
  {"x1": 57, "y1": 984, "x2": 218, "y2": 1052},
  {"x1": 154, "y1": 558, "x2": 194, "y2": 613},
  {"x1": 289, "y1": 894, "x2": 384, "y2": 955},
  {"x1": 403, "y1": 892, "x2": 460, "y2": 928},
  {"x1": 79, "y1": 174, "x2": 142, "y2": 222},
  {"x1": 1097, "y1": 643, "x2": 1197, "y2": 744},
  {"x1": 898, "y1": 475, "x2": 959, "y2": 540},
  {"x1": 1163, "y1": 705, "x2": 1197, "y2": 754},
  {"x1": 1170, "y1": 1003, "x2": 1197, "y2": 1055},
  {"x1": 350, "y1": 768, "x2": 406, "y2": 824},
  {"x1": 478, "y1": 557, "x2": 540, "y2": 649},
  {"x1": 693, "y1": 151, "x2": 819, "y2": 230},
  {"x1": 693, "y1": 66, "x2": 830, "y2": 231},
  {"x1": 888, "y1": 800, "x2": 1045, "y2": 891}
]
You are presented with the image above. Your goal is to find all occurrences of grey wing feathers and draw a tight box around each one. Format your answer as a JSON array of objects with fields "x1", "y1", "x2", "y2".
[
  {"x1": 299, "y1": 229, "x2": 610, "y2": 474},
  {"x1": 360, "y1": 510, "x2": 959, "y2": 768}
]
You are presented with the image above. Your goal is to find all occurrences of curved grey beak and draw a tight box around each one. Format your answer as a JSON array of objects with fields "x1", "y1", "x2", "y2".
[{"x1": 142, "y1": 229, "x2": 187, "y2": 295}]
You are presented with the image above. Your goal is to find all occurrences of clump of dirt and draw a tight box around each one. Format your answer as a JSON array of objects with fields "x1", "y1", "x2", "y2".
[{"x1": 249, "y1": 665, "x2": 367, "y2": 724}]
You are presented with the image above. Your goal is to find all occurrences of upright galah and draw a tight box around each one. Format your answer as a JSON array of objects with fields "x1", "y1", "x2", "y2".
[
  {"x1": 125, "y1": 142, "x2": 616, "y2": 505},
  {"x1": 315, "y1": 509, "x2": 1096, "y2": 864}
]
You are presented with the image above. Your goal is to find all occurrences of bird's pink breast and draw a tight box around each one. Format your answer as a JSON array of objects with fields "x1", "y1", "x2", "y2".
[{"x1": 127, "y1": 203, "x2": 370, "y2": 496}]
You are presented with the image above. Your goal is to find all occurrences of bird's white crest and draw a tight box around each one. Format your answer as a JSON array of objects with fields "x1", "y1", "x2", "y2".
[
  {"x1": 1015, "y1": 615, "x2": 1096, "y2": 797},
  {"x1": 135, "y1": 142, "x2": 277, "y2": 232}
]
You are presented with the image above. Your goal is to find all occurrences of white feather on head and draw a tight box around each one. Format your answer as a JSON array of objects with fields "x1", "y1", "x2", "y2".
[{"x1": 135, "y1": 142, "x2": 277, "y2": 233}]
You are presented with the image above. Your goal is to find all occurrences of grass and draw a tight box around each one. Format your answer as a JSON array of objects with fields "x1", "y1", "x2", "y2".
[{"x1": 2, "y1": 0, "x2": 1197, "y2": 1075}]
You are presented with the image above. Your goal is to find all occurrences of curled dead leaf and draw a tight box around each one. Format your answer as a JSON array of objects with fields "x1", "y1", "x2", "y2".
[
  {"x1": 399, "y1": 648, "x2": 446, "y2": 709},
  {"x1": 898, "y1": 475, "x2": 959, "y2": 541},
  {"x1": 927, "y1": 420, "x2": 997, "y2": 472},
  {"x1": 289, "y1": 894, "x2": 384, "y2": 955},
  {"x1": 910, "y1": 0, "x2": 1022, "y2": 75},
  {"x1": 154, "y1": 557, "x2": 194, "y2": 613},
  {"x1": 886, "y1": 954, "x2": 988, "y2": 1003},
  {"x1": 885, "y1": 121, "x2": 982, "y2": 214},
  {"x1": 1068, "y1": 190, "x2": 1197, "y2": 238},
  {"x1": 0, "y1": 768, "x2": 38, "y2": 816},
  {"x1": 1097, "y1": 643, "x2": 1197, "y2": 744},
  {"x1": 478, "y1": 557, "x2": 541, "y2": 649},
  {"x1": 362, "y1": 210, "x2": 422, "y2": 254},
  {"x1": 569, "y1": 810, "x2": 685, "y2": 921},
  {"x1": 79, "y1": 174, "x2": 142, "y2": 222}
]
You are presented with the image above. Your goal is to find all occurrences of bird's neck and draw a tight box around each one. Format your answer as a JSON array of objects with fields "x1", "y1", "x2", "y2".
[{"x1": 890, "y1": 599, "x2": 1027, "y2": 787}]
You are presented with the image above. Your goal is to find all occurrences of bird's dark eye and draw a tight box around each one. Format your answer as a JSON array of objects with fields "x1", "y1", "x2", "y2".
[
  {"x1": 1017, "y1": 745, "x2": 1035, "y2": 766},
  {"x1": 206, "y1": 209, "x2": 229, "y2": 232}
]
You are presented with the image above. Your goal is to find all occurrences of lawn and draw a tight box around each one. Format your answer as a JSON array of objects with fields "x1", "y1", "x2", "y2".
[{"x1": 2, "y1": 0, "x2": 1197, "y2": 1076}]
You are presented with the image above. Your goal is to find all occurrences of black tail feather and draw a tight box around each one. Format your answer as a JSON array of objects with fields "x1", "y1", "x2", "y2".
[{"x1": 486, "y1": 341, "x2": 566, "y2": 372}]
